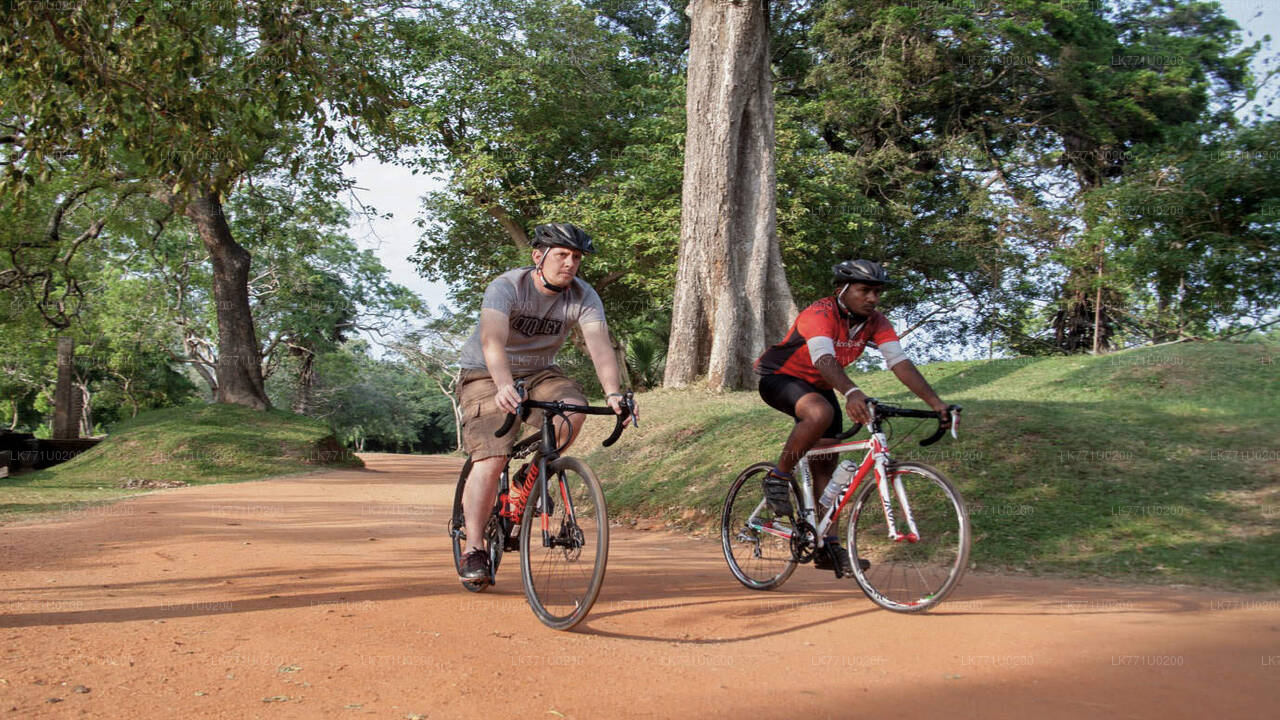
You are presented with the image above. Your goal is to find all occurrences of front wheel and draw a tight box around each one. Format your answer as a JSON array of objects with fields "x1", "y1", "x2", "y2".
[
  {"x1": 519, "y1": 457, "x2": 608, "y2": 630},
  {"x1": 721, "y1": 462, "x2": 799, "y2": 591},
  {"x1": 846, "y1": 461, "x2": 969, "y2": 612}
]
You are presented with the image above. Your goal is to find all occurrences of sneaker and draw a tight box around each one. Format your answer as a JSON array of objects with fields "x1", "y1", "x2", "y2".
[
  {"x1": 762, "y1": 469, "x2": 794, "y2": 515},
  {"x1": 813, "y1": 539, "x2": 870, "y2": 576},
  {"x1": 458, "y1": 548, "x2": 491, "y2": 582}
]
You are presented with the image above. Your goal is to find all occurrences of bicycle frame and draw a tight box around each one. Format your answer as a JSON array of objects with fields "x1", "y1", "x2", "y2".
[
  {"x1": 802, "y1": 430, "x2": 922, "y2": 544},
  {"x1": 500, "y1": 416, "x2": 581, "y2": 550},
  {"x1": 494, "y1": 390, "x2": 631, "y2": 551},
  {"x1": 748, "y1": 429, "x2": 922, "y2": 549}
]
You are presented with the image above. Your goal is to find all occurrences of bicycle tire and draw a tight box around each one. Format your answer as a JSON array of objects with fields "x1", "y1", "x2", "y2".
[
  {"x1": 721, "y1": 462, "x2": 799, "y2": 591},
  {"x1": 846, "y1": 461, "x2": 969, "y2": 612},
  {"x1": 519, "y1": 456, "x2": 608, "y2": 630},
  {"x1": 450, "y1": 457, "x2": 504, "y2": 592}
]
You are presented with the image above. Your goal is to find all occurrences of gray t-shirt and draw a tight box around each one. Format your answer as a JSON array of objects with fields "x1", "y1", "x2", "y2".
[{"x1": 458, "y1": 267, "x2": 606, "y2": 375}]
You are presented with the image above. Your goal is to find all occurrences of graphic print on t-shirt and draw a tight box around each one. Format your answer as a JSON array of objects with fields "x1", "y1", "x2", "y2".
[
  {"x1": 510, "y1": 315, "x2": 564, "y2": 336},
  {"x1": 456, "y1": 267, "x2": 607, "y2": 372}
]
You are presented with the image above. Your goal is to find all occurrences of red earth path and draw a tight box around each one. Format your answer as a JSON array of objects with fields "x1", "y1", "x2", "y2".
[{"x1": 2, "y1": 453, "x2": 1277, "y2": 718}]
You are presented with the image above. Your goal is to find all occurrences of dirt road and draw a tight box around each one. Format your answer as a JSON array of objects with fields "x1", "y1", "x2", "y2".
[{"x1": 2, "y1": 454, "x2": 1277, "y2": 718}]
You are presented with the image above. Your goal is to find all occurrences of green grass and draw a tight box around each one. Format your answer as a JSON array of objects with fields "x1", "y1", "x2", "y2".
[
  {"x1": 1, "y1": 403, "x2": 361, "y2": 521},
  {"x1": 579, "y1": 342, "x2": 1280, "y2": 590}
]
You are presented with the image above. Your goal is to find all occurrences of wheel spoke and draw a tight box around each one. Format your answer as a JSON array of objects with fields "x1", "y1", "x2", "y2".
[{"x1": 848, "y1": 463, "x2": 969, "y2": 612}]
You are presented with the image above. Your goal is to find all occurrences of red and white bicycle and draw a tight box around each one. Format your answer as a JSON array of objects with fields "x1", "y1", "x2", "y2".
[{"x1": 721, "y1": 400, "x2": 970, "y2": 612}]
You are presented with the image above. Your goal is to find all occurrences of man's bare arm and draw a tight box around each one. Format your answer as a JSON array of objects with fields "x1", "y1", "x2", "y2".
[
  {"x1": 479, "y1": 308, "x2": 521, "y2": 413},
  {"x1": 891, "y1": 360, "x2": 950, "y2": 423},
  {"x1": 581, "y1": 321, "x2": 626, "y2": 415},
  {"x1": 814, "y1": 354, "x2": 871, "y2": 425}
]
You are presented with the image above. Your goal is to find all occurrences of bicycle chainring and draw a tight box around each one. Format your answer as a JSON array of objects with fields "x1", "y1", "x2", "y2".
[{"x1": 790, "y1": 518, "x2": 817, "y2": 563}]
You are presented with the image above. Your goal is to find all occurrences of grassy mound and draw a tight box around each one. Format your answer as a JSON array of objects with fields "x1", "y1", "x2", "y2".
[
  {"x1": 579, "y1": 341, "x2": 1280, "y2": 589},
  {"x1": 1, "y1": 403, "x2": 361, "y2": 520}
]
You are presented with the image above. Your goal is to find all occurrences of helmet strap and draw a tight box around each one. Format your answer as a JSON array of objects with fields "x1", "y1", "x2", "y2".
[
  {"x1": 835, "y1": 284, "x2": 852, "y2": 316},
  {"x1": 836, "y1": 284, "x2": 869, "y2": 323},
  {"x1": 535, "y1": 250, "x2": 567, "y2": 293}
]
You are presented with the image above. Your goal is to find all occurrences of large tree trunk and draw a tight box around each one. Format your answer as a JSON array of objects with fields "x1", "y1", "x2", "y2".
[
  {"x1": 664, "y1": 0, "x2": 795, "y2": 391},
  {"x1": 52, "y1": 337, "x2": 77, "y2": 439},
  {"x1": 183, "y1": 194, "x2": 271, "y2": 410}
]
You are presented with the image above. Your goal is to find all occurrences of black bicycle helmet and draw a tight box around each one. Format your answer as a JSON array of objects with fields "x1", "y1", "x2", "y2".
[
  {"x1": 532, "y1": 223, "x2": 595, "y2": 254},
  {"x1": 832, "y1": 259, "x2": 893, "y2": 285}
]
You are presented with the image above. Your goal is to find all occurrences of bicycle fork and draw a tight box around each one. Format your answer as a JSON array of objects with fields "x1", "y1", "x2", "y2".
[
  {"x1": 874, "y1": 461, "x2": 921, "y2": 544},
  {"x1": 532, "y1": 457, "x2": 582, "y2": 551}
]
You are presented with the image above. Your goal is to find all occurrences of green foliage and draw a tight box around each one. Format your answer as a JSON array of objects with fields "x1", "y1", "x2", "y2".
[
  {"x1": 226, "y1": 184, "x2": 426, "y2": 380},
  {"x1": 405, "y1": 0, "x2": 1270, "y2": 360},
  {"x1": 401, "y1": 0, "x2": 680, "y2": 346},
  {"x1": 624, "y1": 315, "x2": 670, "y2": 390},
  {"x1": 1, "y1": 0, "x2": 406, "y2": 198},
  {"x1": 798, "y1": 0, "x2": 1263, "y2": 353},
  {"x1": 279, "y1": 341, "x2": 456, "y2": 453},
  {"x1": 2, "y1": 0, "x2": 418, "y2": 414},
  {"x1": 0, "y1": 402, "x2": 360, "y2": 520},
  {"x1": 1084, "y1": 119, "x2": 1280, "y2": 342}
]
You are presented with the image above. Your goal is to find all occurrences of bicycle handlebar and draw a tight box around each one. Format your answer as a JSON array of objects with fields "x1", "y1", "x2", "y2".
[
  {"x1": 493, "y1": 378, "x2": 636, "y2": 448},
  {"x1": 833, "y1": 400, "x2": 963, "y2": 445}
]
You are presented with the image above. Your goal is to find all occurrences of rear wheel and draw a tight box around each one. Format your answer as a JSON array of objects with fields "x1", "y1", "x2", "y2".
[
  {"x1": 846, "y1": 462, "x2": 969, "y2": 612},
  {"x1": 450, "y1": 457, "x2": 504, "y2": 592},
  {"x1": 721, "y1": 462, "x2": 799, "y2": 591},
  {"x1": 519, "y1": 457, "x2": 608, "y2": 630}
]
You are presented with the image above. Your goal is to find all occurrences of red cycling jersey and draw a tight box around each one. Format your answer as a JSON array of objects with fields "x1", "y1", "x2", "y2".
[{"x1": 754, "y1": 296, "x2": 900, "y2": 390}]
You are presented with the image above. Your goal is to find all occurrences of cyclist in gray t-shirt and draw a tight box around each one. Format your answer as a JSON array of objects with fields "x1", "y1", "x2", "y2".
[{"x1": 453, "y1": 223, "x2": 632, "y2": 583}]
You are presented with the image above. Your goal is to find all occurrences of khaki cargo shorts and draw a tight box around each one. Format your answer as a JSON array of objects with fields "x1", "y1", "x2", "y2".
[{"x1": 456, "y1": 366, "x2": 587, "y2": 460}]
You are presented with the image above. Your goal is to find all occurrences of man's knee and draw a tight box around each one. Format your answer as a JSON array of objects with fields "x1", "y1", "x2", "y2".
[
  {"x1": 467, "y1": 456, "x2": 506, "y2": 485},
  {"x1": 795, "y1": 397, "x2": 834, "y2": 427}
]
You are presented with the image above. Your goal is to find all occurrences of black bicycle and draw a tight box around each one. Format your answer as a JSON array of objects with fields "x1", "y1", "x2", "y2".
[{"x1": 448, "y1": 379, "x2": 635, "y2": 630}]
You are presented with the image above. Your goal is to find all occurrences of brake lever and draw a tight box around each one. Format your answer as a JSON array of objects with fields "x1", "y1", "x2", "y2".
[
  {"x1": 949, "y1": 405, "x2": 962, "y2": 440},
  {"x1": 492, "y1": 378, "x2": 530, "y2": 438},
  {"x1": 627, "y1": 392, "x2": 639, "y2": 428}
]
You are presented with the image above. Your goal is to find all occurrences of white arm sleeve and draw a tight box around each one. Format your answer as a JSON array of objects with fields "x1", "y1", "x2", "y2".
[
  {"x1": 877, "y1": 340, "x2": 908, "y2": 369},
  {"x1": 806, "y1": 336, "x2": 836, "y2": 361}
]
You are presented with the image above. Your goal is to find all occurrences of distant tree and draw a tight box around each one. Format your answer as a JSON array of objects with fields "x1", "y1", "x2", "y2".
[
  {"x1": 3, "y1": 0, "x2": 407, "y2": 406},
  {"x1": 304, "y1": 342, "x2": 445, "y2": 453},
  {"x1": 1089, "y1": 119, "x2": 1280, "y2": 343},
  {"x1": 392, "y1": 310, "x2": 471, "y2": 451}
]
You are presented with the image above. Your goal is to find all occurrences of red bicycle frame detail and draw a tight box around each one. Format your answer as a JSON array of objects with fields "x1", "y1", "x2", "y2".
[
  {"x1": 830, "y1": 436, "x2": 881, "y2": 519},
  {"x1": 502, "y1": 464, "x2": 539, "y2": 521}
]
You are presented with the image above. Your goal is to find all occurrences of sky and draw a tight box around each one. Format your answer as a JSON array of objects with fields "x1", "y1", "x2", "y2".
[
  {"x1": 344, "y1": 158, "x2": 449, "y2": 312},
  {"x1": 342, "y1": 1, "x2": 1280, "y2": 321}
]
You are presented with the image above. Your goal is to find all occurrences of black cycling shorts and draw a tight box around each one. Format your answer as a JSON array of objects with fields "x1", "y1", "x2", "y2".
[{"x1": 758, "y1": 373, "x2": 842, "y2": 439}]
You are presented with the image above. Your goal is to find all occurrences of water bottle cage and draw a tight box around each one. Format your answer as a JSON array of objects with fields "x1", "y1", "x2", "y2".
[{"x1": 820, "y1": 459, "x2": 860, "y2": 507}]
